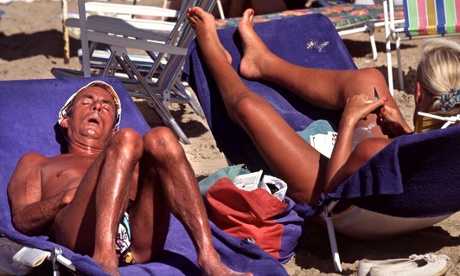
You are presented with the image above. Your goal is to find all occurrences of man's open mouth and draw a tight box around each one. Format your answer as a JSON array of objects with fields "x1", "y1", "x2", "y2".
[{"x1": 86, "y1": 114, "x2": 101, "y2": 125}]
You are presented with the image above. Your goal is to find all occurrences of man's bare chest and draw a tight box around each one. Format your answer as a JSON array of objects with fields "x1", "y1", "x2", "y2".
[{"x1": 41, "y1": 155, "x2": 95, "y2": 198}]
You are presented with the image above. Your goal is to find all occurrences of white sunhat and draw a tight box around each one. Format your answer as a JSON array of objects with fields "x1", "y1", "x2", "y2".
[{"x1": 58, "y1": 81, "x2": 122, "y2": 130}]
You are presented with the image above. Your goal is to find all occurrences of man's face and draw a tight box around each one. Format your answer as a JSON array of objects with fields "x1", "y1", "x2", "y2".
[{"x1": 61, "y1": 86, "x2": 117, "y2": 150}]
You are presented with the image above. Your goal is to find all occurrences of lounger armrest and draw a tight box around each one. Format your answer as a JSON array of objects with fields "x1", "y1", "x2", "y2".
[
  {"x1": 88, "y1": 15, "x2": 176, "y2": 32},
  {"x1": 85, "y1": 2, "x2": 179, "y2": 18},
  {"x1": 87, "y1": 32, "x2": 188, "y2": 55},
  {"x1": 65, "y1": 17, "x2": 172, "y2": 42}
]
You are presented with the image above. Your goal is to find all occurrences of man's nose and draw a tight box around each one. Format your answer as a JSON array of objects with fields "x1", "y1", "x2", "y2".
[{"x1": 91, "y1": 101, "x2": 102, "y2": 112}]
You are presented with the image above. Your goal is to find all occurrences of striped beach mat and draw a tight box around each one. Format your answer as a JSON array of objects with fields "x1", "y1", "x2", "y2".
[
  {"x1": 403, "y1": 0, "x2": 460, "y2": 37},
  {"x1": 215, "y1": 4, "x2": 405, "y2": 30}
]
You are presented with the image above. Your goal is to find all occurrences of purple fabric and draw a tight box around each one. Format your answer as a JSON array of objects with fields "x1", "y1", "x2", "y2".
[
  {"x1": 183, "y1": 12, "x2": 460, "y2": 221},
  {"x1": 275, "y1": 197, "x2": 304, "y2": 264},
  {"x1": 184, "y1": 13, "x2": 355, "y2": 172},
  {"x1": 329, "y1": 125, "x2": 460, "y2": 218},
  {"x1": 0, "y1": 78, "x2": 286, "y2": 275}
]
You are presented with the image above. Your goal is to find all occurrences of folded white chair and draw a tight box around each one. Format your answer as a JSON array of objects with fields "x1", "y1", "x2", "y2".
[{"x1": 54, "y1": 0, "x2": 214, "y2": 144}]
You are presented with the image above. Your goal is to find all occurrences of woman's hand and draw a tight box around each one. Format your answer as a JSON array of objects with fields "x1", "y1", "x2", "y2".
[
  {"x1": 342, "y1": 94, "x2": 387, "y2": 125},
  {"x1": 325, "y1": 94, "x2": 387, "y2": 193}
]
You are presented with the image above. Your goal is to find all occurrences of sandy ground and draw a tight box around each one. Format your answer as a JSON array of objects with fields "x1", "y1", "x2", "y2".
[{"x1": 1, "y1": 0, "x2": 460, "y2": 275}]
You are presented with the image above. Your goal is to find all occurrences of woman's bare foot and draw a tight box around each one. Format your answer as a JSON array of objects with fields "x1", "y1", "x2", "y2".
[
  {"x1": 186, "y1": 7, "x2": 232, "y2": 64},
  {"x1": 237, "y1": 9, "x2": 274, "y2": 80}
]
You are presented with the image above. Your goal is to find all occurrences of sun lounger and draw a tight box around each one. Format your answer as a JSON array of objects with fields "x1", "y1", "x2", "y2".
[
  {"x1": 215, "y1": 3, "x2": 405, "y2": 61},
  {"x1": 0, "y1": 77, "x2": 288, "y2": 275},
  {"x1": 184, "y1": 13, "x2": 460, "y2": 272}
]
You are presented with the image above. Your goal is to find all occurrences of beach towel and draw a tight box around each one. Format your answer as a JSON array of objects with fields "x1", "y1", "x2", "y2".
[{"x1": 0, "y1": 77, "x2": 287, "y2": 275}]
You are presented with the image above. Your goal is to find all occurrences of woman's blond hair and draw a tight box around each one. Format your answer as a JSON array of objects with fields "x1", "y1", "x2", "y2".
[{"x1": 416, "y1": 38, "x2": 460, "y2": 114}]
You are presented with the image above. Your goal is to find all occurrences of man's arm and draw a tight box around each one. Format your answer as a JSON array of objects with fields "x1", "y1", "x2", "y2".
[{"x1": 8, "y1": 153, "x2": 74, "y2": 236}]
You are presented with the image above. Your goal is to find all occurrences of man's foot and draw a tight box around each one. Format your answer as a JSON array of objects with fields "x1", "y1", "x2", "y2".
[
  {"x1": 199, "y1": 254, "x2": 253, "y2": 276},
  {"x1": 237, "y1": 9, "x2": 274, "y2": 80},
  {"x1": 94, "y1": 254, "x2": 120, "y2": 276},
  {"x1": 186, "y1": 7, "x2": 232, "y2": 64}
]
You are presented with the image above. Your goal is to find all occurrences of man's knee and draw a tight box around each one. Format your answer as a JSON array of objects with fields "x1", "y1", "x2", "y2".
[
  {"x1": 107, "y1": 128, "x2": 143, "y2": 162},
  {"x1": 143, "y1": 127, "x2": 184, "y2": 162}
]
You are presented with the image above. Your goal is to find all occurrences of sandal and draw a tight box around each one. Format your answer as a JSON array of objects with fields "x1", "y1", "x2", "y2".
[{"x1": 358, "y1": 254, "x2": 451, "y2": 276}]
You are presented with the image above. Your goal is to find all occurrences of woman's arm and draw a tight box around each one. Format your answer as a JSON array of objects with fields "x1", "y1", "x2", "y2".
[{"x1": 324, "y1": 94, "x2": 389, "y2": 193}]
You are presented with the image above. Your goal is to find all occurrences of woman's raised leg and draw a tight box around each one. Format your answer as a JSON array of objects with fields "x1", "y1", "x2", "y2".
[
  {"x1": 187, "y1": 7, "x2": 326, "y2": 205},
  {"x1": 236, "y1": 9, "x2": 410, "y2": 135}
]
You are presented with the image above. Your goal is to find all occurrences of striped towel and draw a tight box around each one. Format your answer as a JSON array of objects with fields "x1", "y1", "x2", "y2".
[{"x1": 403, "y1": 0, "x2": 460, "y2": 37}]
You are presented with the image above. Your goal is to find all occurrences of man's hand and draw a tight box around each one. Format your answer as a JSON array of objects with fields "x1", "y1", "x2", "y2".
[
  {"x1": 61, "y1": 188, "x2": 77, "y2": 205},
  {"x1": 11, "y1": 189, "x2": 77, "y2": 236}
]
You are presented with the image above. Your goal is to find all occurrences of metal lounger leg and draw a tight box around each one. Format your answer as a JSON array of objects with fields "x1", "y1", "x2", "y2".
[{"x1": 322, "y1": 201, "x2": 342, "y2": 273}]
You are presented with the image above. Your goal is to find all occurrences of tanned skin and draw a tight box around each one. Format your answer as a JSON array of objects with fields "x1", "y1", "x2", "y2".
[
  {"x1": 186, "y1": 7, "x2": 413, "y2": 205},
  {"x1": 8, "y1": 86, "x2": 251, "y2": 276}
]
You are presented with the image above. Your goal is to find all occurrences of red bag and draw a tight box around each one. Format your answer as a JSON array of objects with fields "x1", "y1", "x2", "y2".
[{"x1": 206, "y1": 177, "x2": 303, "y2": 262}]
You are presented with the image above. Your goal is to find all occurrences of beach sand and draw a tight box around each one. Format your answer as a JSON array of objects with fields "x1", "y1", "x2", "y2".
[{"x1": 1, "y1": 0, "x2": 459, "y2": 275}]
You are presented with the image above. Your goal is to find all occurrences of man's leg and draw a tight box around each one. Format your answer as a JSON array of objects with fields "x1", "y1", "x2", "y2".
[
  {"x1": 128, "y1": 127, "x2": 250, "y2": 275},
  {"x1": 51, "y1": 129, "x2": 144, "y2": 275},
  {"x1": 187, "y1": 7, "x2": 326, "y2": 205}
]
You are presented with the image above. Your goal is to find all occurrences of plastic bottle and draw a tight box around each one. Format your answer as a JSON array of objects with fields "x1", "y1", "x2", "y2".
[{"x1": 352, "y1": 122, "x2": 376, "y2": 150}]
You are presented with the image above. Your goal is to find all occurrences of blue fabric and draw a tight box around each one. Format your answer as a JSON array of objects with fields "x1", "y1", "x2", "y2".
[
  {"x1": 0, "y1": 78, "x2": 287, "y2": 275},
  {"x1": 183, "y1": 12, "x2": 460, "y2": 221},
  {"x1": 297, "y1": 120, "x2": 335, "y2": 145},
  {"x1": 329, "y1": 125, "x2": 460, "y2": 218},
  {"x1": 198, "y1": 164, "x2": 251, "y2": 198},
  {"x1": 275, "y1": 197, "x2": 304, "y2": 263}
]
